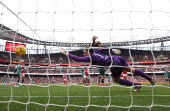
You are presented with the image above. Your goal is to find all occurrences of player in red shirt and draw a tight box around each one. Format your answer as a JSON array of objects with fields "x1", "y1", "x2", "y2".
[
  {"x1": 21, "y1": 60, "x2": 26, "y2": 84},
  {"x1": 84, "y1": 68, "x2": 90, "y2": 85},
  {"x1": 120, "y1": 69, "x2": 128, "y2": 80},
  {"x1": 122, "y1": 69, "x2": 127, "y2": 80},
  {"x1": 63, "y1": 74, "x2": 67, "y2": 84},
  {"x1": 120, "y1": 73, "x2": 124, "y2": 79},
  {"x1": 52, "y1": 76, "x2": 55, "y2": 84}
]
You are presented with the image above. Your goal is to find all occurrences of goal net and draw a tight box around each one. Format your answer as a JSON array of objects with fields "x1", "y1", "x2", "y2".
[{"x1": 0, "y1": 0, "x2": 170, "y2": 111}]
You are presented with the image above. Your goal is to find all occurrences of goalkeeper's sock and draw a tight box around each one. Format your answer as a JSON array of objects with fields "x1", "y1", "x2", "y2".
[
  {"x1": 120, "y1": 79, "x2": 139, "y2": 86},
  {"x1": 83, "y1": 80, "x2": 84, "y2": 84},
  {"x1": 134, "y1": 69, "x2": 151, "y2": 81}
]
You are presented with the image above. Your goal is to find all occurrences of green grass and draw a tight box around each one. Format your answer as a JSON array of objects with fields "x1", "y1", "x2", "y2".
[{"x1": 0, "y1": 83, "x2": 170, "y2": 111}]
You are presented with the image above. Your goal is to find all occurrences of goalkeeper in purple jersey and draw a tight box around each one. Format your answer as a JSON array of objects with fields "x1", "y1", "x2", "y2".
[{"x1": 60, "y1": 36, "x2": 155, "y2": 91}]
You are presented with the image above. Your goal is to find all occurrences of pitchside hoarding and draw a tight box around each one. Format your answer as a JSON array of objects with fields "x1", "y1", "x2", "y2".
[{"x1": 6, "y1": 42, "x2": 26, "y2": 51}]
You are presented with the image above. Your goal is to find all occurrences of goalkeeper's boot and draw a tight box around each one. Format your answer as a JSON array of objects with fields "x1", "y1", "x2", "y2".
[
  {"x1": 134, "y1": 84, "x2": 141, "y2": 91},
  {"x1": 150, "y1": 78, "x2": 155, "y2": 86}
]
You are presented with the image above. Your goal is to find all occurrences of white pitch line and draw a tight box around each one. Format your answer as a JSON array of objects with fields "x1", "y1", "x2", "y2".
[{"x1": 0, "y1": 95, "x2": 170, "y2": 98}]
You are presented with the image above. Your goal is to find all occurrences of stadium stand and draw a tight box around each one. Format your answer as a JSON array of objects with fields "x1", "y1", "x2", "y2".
[{"x1": 0, "y1": 48, "x2": 170, "y2": 84}]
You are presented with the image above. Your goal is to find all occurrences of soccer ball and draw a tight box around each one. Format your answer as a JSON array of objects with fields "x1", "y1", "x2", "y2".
[{"x1": 15, "y1": 45, "x2": 26, "y2": 56}]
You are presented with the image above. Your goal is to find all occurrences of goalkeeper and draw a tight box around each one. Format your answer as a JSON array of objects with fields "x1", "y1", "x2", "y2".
[
  {"x1": 14, "y1": 60, "x2": 23, "y2": 87},
  {"x1": 60, "y1": 36, "x2": 155, "y2": 91}
]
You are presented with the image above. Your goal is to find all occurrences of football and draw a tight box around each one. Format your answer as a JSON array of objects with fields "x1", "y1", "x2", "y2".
[{"x1": 15, "y1": 45, "x2": 26, "y2": 56}]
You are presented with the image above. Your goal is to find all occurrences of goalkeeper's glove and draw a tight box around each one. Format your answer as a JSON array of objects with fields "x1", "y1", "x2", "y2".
[
  {"x1": 112, "y1": 49, "x2": 121, "y2": 55},
  {"x1": 60, "y1": 48, "x2": 69, "y2": 55}
]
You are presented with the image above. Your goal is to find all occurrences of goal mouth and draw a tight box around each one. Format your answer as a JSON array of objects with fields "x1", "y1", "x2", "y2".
[{"x1": 0, "y1": 0, "x2": 170, "y2": 111}]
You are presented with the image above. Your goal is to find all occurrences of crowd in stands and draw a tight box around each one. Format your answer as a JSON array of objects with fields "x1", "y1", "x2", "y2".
[
  {"x1": 0, "y1": 74, "x2": 168, "y2": 84},
  {"x1": 0, "y1": 48, "x2": 170, "y2": 85},
  {"x1": 0, "y1": 65, "x2": 170, "y2": 75},
  {"x1": 0, "y1": 49, "x2": 170, "y2": 65}
]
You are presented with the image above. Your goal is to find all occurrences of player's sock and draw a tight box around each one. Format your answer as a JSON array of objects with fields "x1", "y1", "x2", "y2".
[
  {"x1": 83, "y1": 80, "x2": 84, "y2": 84},
  {"x1": 112, "y1": 80, "x2": 115, "y2": 84},
  {"x1": 98, "y1": 79, "x2": 100, "y2": 84},
  {"x1": 166, "y1": 79, "x2": 168, "y2": 83},
  {"x1": 101, "y1": 79, "x2": 104, "y2": 83},
  {"x1": 16, "y1": 80, "x2": 19, "y2": 85},
  {"x1": 66, "y1": 81, "x2": 67, "y2": 84},
  {"x1": 134, "y1": 69, "x2": 151, "y2": 81},
  {"x1": 120, "y1": 79, "x2": 139, "y2": 86},
  {"x1": 20, "y1": 78, "x2": 22, "y2": 84},
  {"x1": 22, "y1": 79, "x2": 24, "y2": 83}
]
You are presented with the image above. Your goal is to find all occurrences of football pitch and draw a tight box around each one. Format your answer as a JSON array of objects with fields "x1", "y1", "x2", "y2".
[{"x1": 0, "y1": 83, "x2": 170, "y2": 111}]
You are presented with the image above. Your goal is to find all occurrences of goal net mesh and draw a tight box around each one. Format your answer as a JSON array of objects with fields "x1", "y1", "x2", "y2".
[{"x1": 0, "y1": 0, "x2": 170, "y2": 111}]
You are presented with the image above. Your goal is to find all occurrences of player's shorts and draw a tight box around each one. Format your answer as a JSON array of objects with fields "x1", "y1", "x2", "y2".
[
  {"x1": 123, "y1": 74, "x2": 127, "y2": 76},
  {"x1": 120, "y1": 77, "x2": 124, "y2": 79},
  {"x1": 83, "y1": 75, "x2": 87, "y2": 78},
  {"x1": 98, "y1": 74, "x2": 101, "y2": 78},
  {"x1": 165, "y1": 75, "x2": 169, "y2": 78},
  {"x1": 17, "y1": 72, "x2": 22, "y2": 78},
  {"x1": 111, "y1": 56, "x2": 128, "y2": 78},
  {"x1": 64, "y1": 79, "x2": 67, "y2": 81},
  {"x1": 22, "y1": 73, "x2": 25, "y2": 76},
  {"x1": 3, "y1": 79, "x2": 6, "y2": 81},
  {"x1": 101, "y1": 74, "x2": 106, "y2": 77},
  {"x1": 86, "y1": 76, "x2": 90, "y2": 79}
]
